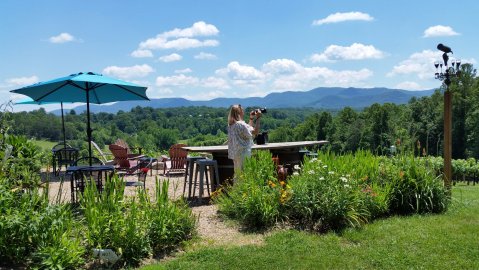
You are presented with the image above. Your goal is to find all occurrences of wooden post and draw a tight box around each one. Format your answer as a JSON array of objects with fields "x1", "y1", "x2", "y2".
[{"x1": 444, "y1": 89, "x2": 452, "y2": 193}]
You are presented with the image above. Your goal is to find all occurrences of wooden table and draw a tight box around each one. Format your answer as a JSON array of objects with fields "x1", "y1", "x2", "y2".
[{"x1": 183, "y1": 140, "x2": 328, "y2": 183}]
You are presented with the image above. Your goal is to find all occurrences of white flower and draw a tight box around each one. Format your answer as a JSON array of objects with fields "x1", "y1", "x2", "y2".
[
  {"x1": 323, "y1": 165, "x2": 328, "y2": 169},
  {"x1": 344, "y1": 184, "x2": 350, "y2": 188},
  {"x1": 310, "y1": 158, "x2": 318, "y2": 163},
  {"x1": 328, "y1": 171, "x2": 335, "y2": 175},
  {"x1": 308, "y1": 170, "x2": 315, "y2": 175},
  {"x1": 340, "y1": 176, "x2": 348, "y2": 182},
  {"x1": 319, "y1": 177, "x2": 325, "y2": 180}
]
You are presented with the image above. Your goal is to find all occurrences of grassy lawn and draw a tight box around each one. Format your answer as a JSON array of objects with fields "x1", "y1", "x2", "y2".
[
  {"x1": 31, "y1": 139, "x2": 57, "y2": 151},
  {"x1": 142, "y1": 184, "x2": 479, "y2": 270}
]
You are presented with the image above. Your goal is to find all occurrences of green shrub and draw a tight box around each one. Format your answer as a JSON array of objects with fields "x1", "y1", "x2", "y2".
[
  {"x1": 0, "y1": 177, "x2": 84, "y2": 269},
  {"x1": 214, "y1": 150, "x2": 282, "y2": 228},
  {"x1": 148, "y1": 179, "x2": 196, "y2": 252},
  {"x1": 81, "y1": 176, "x2": 196, "y2": 266},
  {"x1": 286, "y1": 153, "x2": 376, "y2": 232},
  {"x1": 81, "y1": 176, "x2": 151, "y2": 266},
  {"x1": 381, "y1": 155, "x2": 449, "y2": 214}
]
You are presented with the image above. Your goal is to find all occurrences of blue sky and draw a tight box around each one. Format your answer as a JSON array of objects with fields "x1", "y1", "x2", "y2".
[{"x1": 1, "y1": 0, "x2": 478, "y2": 111}]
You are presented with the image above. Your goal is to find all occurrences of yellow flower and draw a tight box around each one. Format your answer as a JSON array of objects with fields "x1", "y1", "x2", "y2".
[{"x1": 268, "y1": 180, "x2": 277, "y2": 188}]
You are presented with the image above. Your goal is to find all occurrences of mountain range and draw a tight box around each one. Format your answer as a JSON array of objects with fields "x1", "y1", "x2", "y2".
[{"x1": 58, "y1": 87, "x2": 435, "y2": 114}]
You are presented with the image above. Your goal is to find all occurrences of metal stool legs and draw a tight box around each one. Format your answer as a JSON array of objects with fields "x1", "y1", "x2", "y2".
[
  {"x1": 183, "y1": 157, "x2": 206, "y2": 198},
  {"x1": 192, "y1": 159, "x2": 220, "y2": 199}
]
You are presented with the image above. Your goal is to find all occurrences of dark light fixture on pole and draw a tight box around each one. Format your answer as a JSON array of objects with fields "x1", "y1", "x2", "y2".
[{"x1": 434, "y1": 43, "x2": 461, "y2": 194}]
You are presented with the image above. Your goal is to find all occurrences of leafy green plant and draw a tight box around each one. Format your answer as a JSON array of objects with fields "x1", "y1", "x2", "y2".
[
  {"x1": 286, "y1": 153, "x2": 374, "y2": 232},
  {"x1": 214, "y1": 150, "x2": 282, "y2": 228},
  {"x1": 0, "y1": 175, "x2": 84, "y2": 269},
  {"x1": 148, "y1": 179, "x2": 196, "y2": 252},
  {"x1": 81, "y1": 175, "x2": 151, "y2": 266},
  {"x1": 381, "y1": 155, "x2": 449, "y2": 214}
]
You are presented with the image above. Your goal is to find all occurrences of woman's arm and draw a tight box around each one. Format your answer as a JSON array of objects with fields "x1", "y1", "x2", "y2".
[{"x1": 249, "y1": 110, "x2": 261, "y2": 137}]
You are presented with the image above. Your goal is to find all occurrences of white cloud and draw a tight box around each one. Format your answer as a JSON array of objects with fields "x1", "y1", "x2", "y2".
[
  {"x1": 423, "y1": 25, "x2": 460, "y2": 38},
  {"x1": 216, "y1": 61, "x2": 265, "y2": 87},
  {"x1": 155, "y1": 74, "x2": 199, "y2": 87},
  {"x1": 49, "y1": 33, "x2": 75, "y2": 43},
  {"x1": 194, "y1": 52, "x2": 217, "y2": 60},
  {"x1": 162, "y1": 21, "x2": 219, "y2": 38},
  {"x1": 312, "y1": 12, "x2": 373, "y2": 26},
  {"x1": 262, "y1": 59, "x2": 302, "y2": 75},
  {"x1": 175, "y1": 68, "x2": 193, "y2": 74},
  {"x1": 270, "y1": 66, "x2": 373, "y2": 90},
  {"x1": 138, "y1": 21, "x2": 220, "y2": 51},
  {"x1": 6, "y1": 76, "x2": 39, "y2": 86},
  {"x1": 388, "y1": 50, "x2": 441, "y2": 79},
  {"x1": 155, "y1": 74, "x2": 230, "y2": 90},
  {"x1": 131, "y1": 49, "x2": 153, "y2": 58},
  {"x1": 182, "y1": 90, "x2": 226, "y2": 101},
  {"x1": 202, "y1": 77, "x2": 230, "y2": 89},
  {"x1": 395, "y1": 81, "x2": 425, "y2": 90},
  {"x1": 140, "y1": 37, "x2": 219, "y2": 50},
  {"x1": 311, "y1": 43, "x2": 385, "y2": 62},
  {"x1": 102, "y1": 64, "x2": 154, "y2": 79},
  {"x1": 159, "y1": 53, "x2": 182, "y2": 62}
]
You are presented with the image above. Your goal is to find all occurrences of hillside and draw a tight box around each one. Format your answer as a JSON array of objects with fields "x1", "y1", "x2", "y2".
[{"x1": 58, "y1": 87, "x2": 435, "y2": 114}]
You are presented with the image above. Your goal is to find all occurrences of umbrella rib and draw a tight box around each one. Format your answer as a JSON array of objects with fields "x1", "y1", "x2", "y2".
[
  {"x1": 115, "y1": 84, "x2": 149, "y2": 100},
  {"x1": 92, "y1": 83, "x2": 149, "y2": 100},
  {"x1": 34, "y1": 81, "x2": 71, "y2": 101}
]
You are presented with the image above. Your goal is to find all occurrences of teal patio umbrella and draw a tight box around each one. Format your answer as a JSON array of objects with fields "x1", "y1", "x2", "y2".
[
  {"x1": 11, "y1": 72, "x2": 149, "y2": 165},
  {"x1": 15, "y1": 98, "x2": 70, "y2": 149}
]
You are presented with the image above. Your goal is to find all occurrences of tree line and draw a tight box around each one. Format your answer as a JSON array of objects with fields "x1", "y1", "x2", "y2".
[{"x1": 6, "y1": 64, "x2": 478, "y2": 159}]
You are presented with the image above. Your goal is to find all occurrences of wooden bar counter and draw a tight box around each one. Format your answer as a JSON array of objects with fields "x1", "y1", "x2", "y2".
[{"x1": 183, "y1": 140, "x2": 328, "y2": 183}]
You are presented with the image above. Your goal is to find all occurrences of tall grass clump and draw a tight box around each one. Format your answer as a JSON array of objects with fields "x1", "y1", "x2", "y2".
[
  {"x1": 381, "y1": 155, "x2": 449, "y2": 214},
  {"x1": 148, "y1": 179, "x2": 196, "y2": 253},
  {"x1": 214, "y1": 150, "x2": 283, "y2": 228},
  {"x1": 81, "y1": 176, "x2": 196, "y2": 267},
  {"x1": 81, "y1": 176, "x2": 151, "y2": 265}
]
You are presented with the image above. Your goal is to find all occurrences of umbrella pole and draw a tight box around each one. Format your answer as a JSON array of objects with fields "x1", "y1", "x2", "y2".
[
  {"x1": 61, "y1": 102, "x2": 67, "y2": 148},
  {"x1": 86, "y1": 87, "x2": 93, "y2": 166}
]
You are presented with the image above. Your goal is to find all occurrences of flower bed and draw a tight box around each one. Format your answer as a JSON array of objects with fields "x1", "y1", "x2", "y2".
[{"x1": 214, "y1": 150, "x2": 450, "y2": 232}]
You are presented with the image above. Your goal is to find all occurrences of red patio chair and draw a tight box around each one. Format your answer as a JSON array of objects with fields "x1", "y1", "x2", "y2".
[{"x1": 162, "y1": 143, "x2": 188, "y2": 177}]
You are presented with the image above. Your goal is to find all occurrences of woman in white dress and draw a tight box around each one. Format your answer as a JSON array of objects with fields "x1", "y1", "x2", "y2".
[{"x1": 227, "y1": 104, "x2": 262, "y2": 175}]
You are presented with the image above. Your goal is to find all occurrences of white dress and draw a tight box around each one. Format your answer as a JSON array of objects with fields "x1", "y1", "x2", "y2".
[{"x1": 227, "y1": 121, "x2": 254, "y2": 172}]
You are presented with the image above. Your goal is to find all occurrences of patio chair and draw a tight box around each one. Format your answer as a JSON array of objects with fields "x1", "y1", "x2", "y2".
[
  {"x1": 162, "y1": 143, "x2": 188, "y2": 177},
  {"x1": 91, "y1": 141, "x2": 115, "y2": 165},
  {"x1": 109, "y1": 144, "x2": 144, "y2": 168},
  {"x1": 69, "y1": 157, "x2": 114, "y2": 203},
  {"x1": 123, "y1": 157, "x2": 154, "y2": 189},
  {"x1": 114, "y1": 139, "x2": 143, "y2": 156},
  {"x1": 73, "y1": 156, "x2": 104, "y2": 166},
  {"x1": 53, "y1": 147, "x2": 79, "y2": 176},
  {"x1": 51, "y1": 142, "x2": 72, "y2": 173}
]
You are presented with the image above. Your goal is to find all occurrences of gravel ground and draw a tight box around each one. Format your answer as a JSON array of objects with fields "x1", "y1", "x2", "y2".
[{"x1": 42, "y1": 169, "x2": 264, "y2": 248}]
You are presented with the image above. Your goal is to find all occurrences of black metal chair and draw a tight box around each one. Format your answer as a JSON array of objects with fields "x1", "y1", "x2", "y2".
[
  {"x1": 51, "y1": 143, "x2": 71, "y2": 174},
  {"x1": 69, "y1": 157, "x2": 113, "y2": 203},
  {"x1": 53, "y1": 147, "x2": 79, "y2": 176}
]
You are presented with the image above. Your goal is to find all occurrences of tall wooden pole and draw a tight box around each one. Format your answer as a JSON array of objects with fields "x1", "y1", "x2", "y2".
[{"x1": 443, "y1": 89, "x2": 452, "y2": 193}]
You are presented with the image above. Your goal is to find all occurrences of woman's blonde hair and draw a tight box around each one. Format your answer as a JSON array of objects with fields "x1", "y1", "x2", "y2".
[{"x1": 228, "y1": 104, "x2": 243, "y2": 125}]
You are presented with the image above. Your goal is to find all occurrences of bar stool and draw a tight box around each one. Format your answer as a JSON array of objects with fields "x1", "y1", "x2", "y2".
[
  {"x1": 193, "y1": 159, "x2": 220, "y2": 199},
  {"x1": 183, "y1": 156, "x2": 206, "y2": 198}
]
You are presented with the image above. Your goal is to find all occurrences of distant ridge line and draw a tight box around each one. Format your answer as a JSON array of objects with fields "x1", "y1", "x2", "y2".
[{"x1": 53, "y1": 87, "x2": 435, "y2": 114}]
